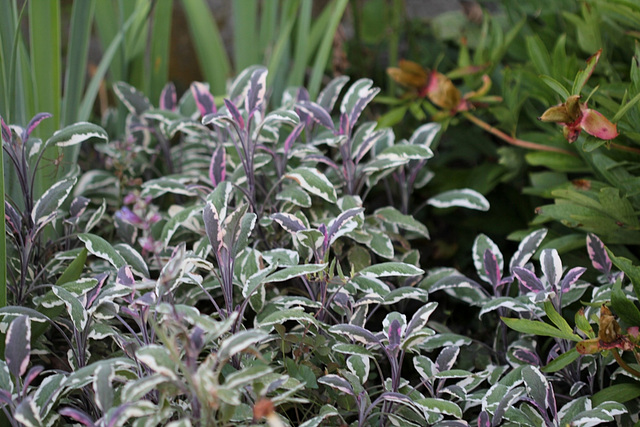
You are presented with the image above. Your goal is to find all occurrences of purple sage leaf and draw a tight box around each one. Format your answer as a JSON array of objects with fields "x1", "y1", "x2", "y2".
[
  {"x1": 388, "y1": 319, "x2": 402, "y2": 351},
  {"x1": 224, "y1": 98, "x2": 245, "y2": 130},
  {"x1": 246, "y1": 67, "x2": 268, "y2": 113},
  {"x1": 5, "y1": 315, "x2": 31, "y2": 378},
  {"x1": 190, "y1": 82, "x2": 216, "y2": 117},
  {"x1": 560, "y1": 267, "x2": 586, "y2": 294},
  {"x1": 24, "y1": 112, "x2": 52, "y2": 140},
  {"x1": 159, "y1": 82, "x2": 177, "y2": 111},
  {"x1": 1, "y1": 116, "x2": 12, "y2": 142},
  {"x1": 271, "y1": 212, "x2": 307, "y2": 233},
  {"x1": 203, "y1": 201, "x2": 224, "y2": 254},
  {"x1": 477, "y1": 410, "x2": 491, "y2": 427},
  {"x1": 513, "y1": 266, "x2": 544, "y2": 293},
  {"x1": 484, "y1": 249, "x2": 501, "y2": 289},
  {"x1": 296, "y1": 101, "x2": 335, "y2": 131},
  {"x1": 586, "y1": 233, "x2": 611, "y2": 275},
  {"x1": 59, "y1": 407, "x2": 96, "y2": 426},
  {"x1": 209, "y1": 145, "x2": 226, "y2": 188}
]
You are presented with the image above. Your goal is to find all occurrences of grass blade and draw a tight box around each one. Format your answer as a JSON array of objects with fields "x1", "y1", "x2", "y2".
[
  {"x1": 149, "y1": 0, "x2": 174, "y2": 102},
  {"x1": 181, "y1": 0, "x2": 231, "y2": 95},
  {"x1": 308, "y1": 0, "x2": 348, "y2": 99},
  {"x1": 29, "y1": 0, "x2": 61, "y2": 197},
  {"x1": 288, "y1": 0, "x2": 312, "y2": 88},
  {"x1": 233, "y1": 0, "x2": 259, "y2": 71}
]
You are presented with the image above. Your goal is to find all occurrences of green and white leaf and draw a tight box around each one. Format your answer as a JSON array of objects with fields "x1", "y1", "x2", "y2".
[
  {"x1": 218, "y1": 329, "x2": 268, "y2": 361},
  {"x1": 285, "y1": 167, "x2": 337, "y2": 203},
  {"x1": 32, "y1": 177, "x2": 77, "y2": 225},
  {"x1": 359, "y1": 262, "x2": 424, "y2": 278},
  {"x1": 135, "y1": 345, "x2": 178, "y2": 380},
  {"x1": 374, "y1": 206, "x2": 430, "y2": 239},
  {"x1": 427, "y1": 188, "x2": 490, "y2": 211},
  {"x1": 45, "y1": 121, "x2": 107, "y2": 148},
  {"x1": 52, "y1": 286, "x2": 88, "y2": 331},
  {"x1": 78, "y1": 233, "x2": 126, "y2": 269}
]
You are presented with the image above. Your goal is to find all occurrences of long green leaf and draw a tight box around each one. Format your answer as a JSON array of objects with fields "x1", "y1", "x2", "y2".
[
  {"x1": 0, "y1": 122, "x2": 5, "y2": 308},
  {"x1": 181, "y1": 0, "x2": 231, "y2": 95},
  {"x1": 62, "y1": 0, "x2": 95, "y2": 126},
  {"x1": 307, "y1": 0, "x2": 349, "y2": 99},
  {"x1": 149, "y1": 0, "x2": 173, "y2": 102},
  {"x1": 288, "y1": 0, "x2": 312, "y2": 87},
  {"x1": 232, "y1": 0, "x2": 259, "y2": 71},
  {"x1": 29, "y1": 0, "x2": 61, "y2": 197},
  {"x1": 501, "y1": 317, "x2": 581, "y2": 342}
]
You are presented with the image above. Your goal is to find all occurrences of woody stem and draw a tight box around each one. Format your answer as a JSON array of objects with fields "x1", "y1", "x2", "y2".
[
  {"x1": 612, "y1": 348, "x2": 640, "y2": 378},
  {"x1": 609, "y1": 142, "x2": 640, "y2": 155},
  {"x1": 462, "y1": 112, "x2": 578, "y2": 157}
]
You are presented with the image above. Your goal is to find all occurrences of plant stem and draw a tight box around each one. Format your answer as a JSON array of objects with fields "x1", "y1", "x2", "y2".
[
  {"x1": 608, "y1": 142, "x2": 640, "y2": 155},
  {"x1": 462, "y1": 112, "x2": 578, "y2": 157},
  {"x1": 611, "y1": 349, "x2": 640, "y2": 378}
]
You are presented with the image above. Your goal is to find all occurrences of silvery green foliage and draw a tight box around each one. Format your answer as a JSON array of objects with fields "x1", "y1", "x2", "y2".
[{"x1": 2, "y1": 113, "x2": 108, "y2": 306}]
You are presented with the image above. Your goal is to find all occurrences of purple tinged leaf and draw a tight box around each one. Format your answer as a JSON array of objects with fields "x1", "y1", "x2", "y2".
[
  {"x1": 586, "y1": 233, "x2": 611, "y2": 274},
  {"x1": 354, "y1": 129, "x2": 386, "y2": 164},
  {"x1": 159, "y1": 82, "x2": 177, "y2": 111},
  {"x1": 327, "y1": 208, "x2": 364, "y2": 243},
  {"x1": 339, "y1": 113, "x2": 349, "y2": 136},
  {"x1": 113, "y1": 82, "x2": 152, "y2": 115},
  {"x1": 318, "y1": 374, "x2": 354, "y2": 395},
  {"x1": 560, "y1": 267, "x2": 586, "y2": 294},
  {"x1": 24, "y1": 112, "x2": 52, "y2": 140},
  {"x1": 512, "y1": 348, "x2": 541, "y2": 366},
  {"x1": 509, "y1": 229, "x2": 547, "y2": 273},
  {"x1": 540, "y1": 249, "x2": 562, "y2": 290},
  {"x1": 477, "y1": 410, "x2": 491, "y2": 427},
  {"x1": 116, "y1": 266, "x2": 135, "y2": 287},
  {"x1": 118, "y1": 207, "x2": 143, "y2": 225},
  {"x1": 86, "y1": 273, "x2": 109, "y2": 309},
  {"x1": 318, "y1": 223, "x2": 329, "y2": 250},
  {"x1": 303, "y1": 154, "x2": 340, "y2": 170},
  {"x1": 5, "y1": 201, "x2": 22, "y2": 234},
  {"x1": 388, "y1": 319, "x2": 402, "y2": 351},
  {"x1": 70, "y1": 196, "x2": 90, "y2": 219},
  {"x1": 246, "y1": 67, "x2": 268, "y2": 113},
  {"x1": 224, "y1": 99, "x2": 245, "y2": 130},
  {"x1": 59, "y1": 407, "x2": 96, "y2": 426},
  {"x1": 209, "y1": 145, "x2": 226, "y2": 188},
  {"x1": 296, "y1": 101, "x2": 335, "y2": 131},
  {"x1": 484, "y1": 249, "x2": 501, "y2": 289},
  {"x1": 1, "y1": 116, "x2": 12, "y2": 142},
  {"x1": 190, "y1": 82, "x2": 216, "y2": 117},
  {"x1": 22, "y1": 365, "x2": 44, "y2": 391},
  {"x1": 284, "y1": 122, "x2": 304, "y2": 155},
  {"x1": 317, "y1": 75, "x2": 350, "y2": 112},
  {"x1": 349, "y1": 88, "x2": 380, "y2": 126},
  {"x1": 271, "y1": 212, "x2": 307, "y2": 233},
  {"x1": 435, "y1": 346, "x2": 460, "y2": 373},
  {"x1": 6, "y1": 315, "x2": 31, "y2": 378},
  {"x1": 204, "y1": 202, "x2": 223, "y2": 254},
  {"x1": 513, "y1": 266, "x2": 544, "y2": 293},
  {"x1": 546, "y1": 380, "x2": 557, "y2": 419},
  {"x1": 329, "y1": 324, "x2": 380, "y2": 345}
]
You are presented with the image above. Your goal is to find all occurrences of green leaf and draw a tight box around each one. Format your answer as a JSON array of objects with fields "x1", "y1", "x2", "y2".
[
  {"x1": 359, "y1": 262, "x2": 424, "y2": 278},
  {"x1": 607, "y1": 250, "x2": 640, "y2": 302},
  {"x1": 525, "y1": 151, "x2": 587, "y2": 172},
  {"x1": 501, "y1": 317, "x2": 581, "y2": 342},
  {"x1": 180, "y1": 0, "x2": 231, "y2": 95},
  {"x1": 45, "y1": 121, "x2": 107, "y2": 149},
  {"x1": 31, "y1": 177, "x2": 77, "y2": 225},
  {"x1": 543, "y1": 300, "x2": 574, "y2": 336},
  {"x1": 414, "y1": 397, "x2": 463, "y2": 418},
  {"x1": 611, "y1": 279, "x2": 640, "y2": 326},
  {"x1": 135, "y1": 345, "x2": 178, "y2": 380},
  {"x1": 374, "y1": 206, "x2": 430, "y2": 239},
  {"x1": 285, "y1": 167, "x2": 337, "y2": 203},
  {"x1": 266, "y1": 263, "x2": 327, "y2": 283},
  {"x1": 539, "y1": 75, "x2": 570, "y2": 99},
  {"x1": 218, "y1": 330, "x2": 267, "y2": 361},
  {"x1": 78, "y1": 233, "x2": 126, "y2": 270},
  {"x1": 427, "y1": 189, "x2": 490, "y2": 211},
  {"x1": 52, "y1": 286, "x2": 88, "y2": 332},
  {"x1": 592, "y1": 383, "x2": 640, "y2": 406},
  {"x1": 542, "y1": 348, "x2": 580, "y2": 373}
]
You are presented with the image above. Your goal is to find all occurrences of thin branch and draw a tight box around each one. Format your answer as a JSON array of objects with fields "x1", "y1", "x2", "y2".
[{"x1": 462, "y1": 112, "x2": 578, "y2": 157}]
